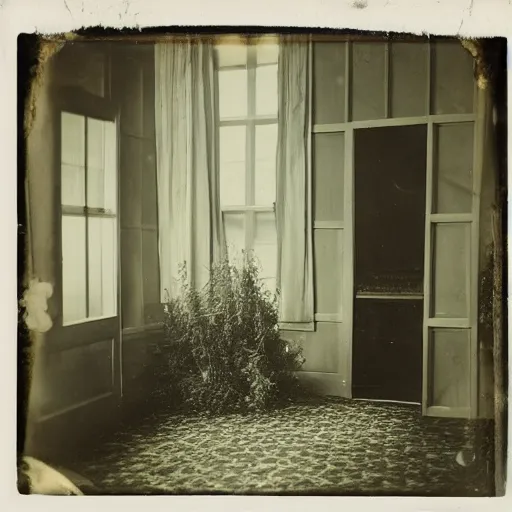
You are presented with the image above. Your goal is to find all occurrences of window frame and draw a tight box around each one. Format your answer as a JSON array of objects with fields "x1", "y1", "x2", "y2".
[
  {"x1": 55, "y1": 86, "x2": 120, "y2": 327},
  {"x1": 215, "y1": 39, "x2": 279, "y2": 285}
]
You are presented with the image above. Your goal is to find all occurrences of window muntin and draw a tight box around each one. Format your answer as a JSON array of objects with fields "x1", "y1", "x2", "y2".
[
  {"x1": 215, "y1": 38, "x2": 279, "y2": 294},
  {"x1": 61, "y1": 112, "x2": 118, "y2": 324}
]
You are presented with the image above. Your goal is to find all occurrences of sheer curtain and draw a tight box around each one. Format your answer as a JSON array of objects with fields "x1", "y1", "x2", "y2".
[
  {"x1": 276, "y1": 37, "x2": 314, "y2": 325},
  {"x1": 155, "y1": 39, "x2": 223, "y2": 301}
]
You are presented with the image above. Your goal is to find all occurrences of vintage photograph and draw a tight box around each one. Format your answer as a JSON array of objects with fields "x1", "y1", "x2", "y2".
[{"x1": 18, "y1": 31, "x2": 507, "y2": 496}]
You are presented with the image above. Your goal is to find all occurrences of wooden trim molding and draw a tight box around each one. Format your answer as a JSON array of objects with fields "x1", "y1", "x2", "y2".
[
  {"x1": 122, "y1": 322, "x2": 164, "y2": 338},
  {"x1": 313, "y1": 221, "x2": 344, "y2": 230},
  {"x1": 425, "y1": 406, "x2": 471, "y2": 419},
  {"x1": 37, "y1": 392, "x2": 114, "y2": 424},
  {"x1": 314, "y1": 313, "x2": 343, "y2": 323},
  {"x1": 313, "y1": 113, "x2": 476, "y2": 134},
  {"x1": 279, "y1": 322, "x2": 315, "y2": 332}
]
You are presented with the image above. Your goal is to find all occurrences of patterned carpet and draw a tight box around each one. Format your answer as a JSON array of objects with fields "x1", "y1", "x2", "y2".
[{"x1": 69, "y1": 398, "x2": 495, "y2": 496}]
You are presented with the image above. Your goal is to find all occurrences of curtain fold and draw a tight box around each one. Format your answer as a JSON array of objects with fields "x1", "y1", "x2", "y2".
[
  {"x1": 155, "y1": 39, "x2": 223, "y2": 301},
  {"x1": 276, "y1": 37, "x2": 314, "y2": 324}
]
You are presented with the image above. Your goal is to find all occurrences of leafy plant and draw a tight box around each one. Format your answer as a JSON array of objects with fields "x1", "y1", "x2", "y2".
[{"x1": 152, "y1": 254, "x2": 306, "y2": 415}]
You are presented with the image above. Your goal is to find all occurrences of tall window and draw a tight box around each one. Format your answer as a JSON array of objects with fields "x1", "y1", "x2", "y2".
[
  {"x1": 60, "y1": 112, "x2": 118, "y2": 324},
  {"x1": 215, "y1": 37, "x2": 279, "y2": 293}
]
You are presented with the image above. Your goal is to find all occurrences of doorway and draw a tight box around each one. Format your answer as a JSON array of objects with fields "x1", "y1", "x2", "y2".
[{"x1": 352, "y1": 125, "x2": 427, "y2": 403}]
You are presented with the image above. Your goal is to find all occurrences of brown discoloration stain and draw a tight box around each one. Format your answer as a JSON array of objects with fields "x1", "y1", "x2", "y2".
[
  {"x1": 24, "y1": 33, "x2": 78, "y2": 137},
  {"x1": 352, "y1": 0, "x2": 368, "y2": 9},
  {"x1": 491, "y1": 202, "x2": 507, "y2": 495},
  {"x1": 21, "y1": 279, "x2": 53, "y2": 333},
  {"x1": 459, "y1": 38, "x2": 489, "y2": 90}
]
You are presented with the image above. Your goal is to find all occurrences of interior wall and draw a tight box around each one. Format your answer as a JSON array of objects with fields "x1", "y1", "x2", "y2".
[
  {"x1": 280, "y1": 43, "x2": 349, "y2": 397},
  {"x1": 111, "y1": 43, "x2": 162, "y2": 404},
  {"x1": 23, "y1": 38, "x2": 497, "y2": 446}
]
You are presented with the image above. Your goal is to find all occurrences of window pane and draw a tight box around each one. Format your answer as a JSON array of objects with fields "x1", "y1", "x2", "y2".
[
  {"x1": 220, "y1": 162, "x2": 246, "y2": 206},
  {"x1": 256, "y1": 43, "x2": 279, "y2": 65},
  {"x1": 255, "y1": 124, "x2": 277, "y2": 205},
  {"x1": 433, "y1": 123, "x2": 474, "y2": 214},
  {"x1": 314, "y1": 230, "x2": 343, "y2": 315},
  {"x1": 351, "y1": 43, "x2": 386, "y2": 121},
  {"x1": 104, "y1": 121, "x2": 117, "y2": 211},
  {"x1": 313, "y1": 42, "x2": 346, "y2": 124},
  {"x1": 220, "y1": 126, "x2": 246, "y2": 205},
  {"x1": 87, "y1": 118, "x2": 117, "y2": 212},
  {"x1": 256, "y1": 64, "x2": 278, "y2": 117},
  {"x1": 61, "y1": 112, "x2": 85, "y2": 166},
  {"x1": 224, "y1": 212, "x2": 245, "y2": 265},
  {"x1": 429, "y1": 328, "x2": 470, "y2": 408},
  {"x1": 254, "y1": 211, "x2": 277, "y2": 244},
  {"x1": 216, "y1": 41, "x2": 247, "y2": 68},
  {"x1": 61, "y1": 164, "x2": 85, "y2": 207},
  {"x1": 61, "y1": 112, "x2": 85, "y2": 206},
  {"x1": 431, "y1": 40, "x2": 474, "y2": 115},
  {"x1": 88, "y1": 217, "x2": 117, "y2": 319},
  {"x1": 432, "y1": 223, "x2": 469, "y2": 319},
  {"x1": 254, "y1": 212, "x2": 277, "y2": 293},
  {"x1": 218, "y1": 69, "x2": 248, "y2": 119},
  {"x1": 62, "y1": 215, "x2": 87, "y2": 324},
  {"x1": 313, "y1": 132, "x2": 345, "y2": 222},
  {"x1": 390, "y1": 42, "x2": 428, "y2": 118},
  {"x1": 253, "y1": 243, "x2": 277, "y2": 279}
]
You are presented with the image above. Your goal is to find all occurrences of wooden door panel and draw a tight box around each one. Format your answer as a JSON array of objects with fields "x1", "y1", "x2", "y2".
[
  {"x1": 39, "y1": 338, "x2": 115, "y2": 419},
  {"x1": 352, "y1": 299, "x2": 423, "y2": 403},
  {"x1": 422, "y1": 119, "x2": 479, "y2": 418}
]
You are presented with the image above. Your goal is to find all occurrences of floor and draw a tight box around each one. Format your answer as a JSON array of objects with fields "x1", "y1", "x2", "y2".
[{"x1": 69, "y1": 398, "x2": 495, "y2": 496}]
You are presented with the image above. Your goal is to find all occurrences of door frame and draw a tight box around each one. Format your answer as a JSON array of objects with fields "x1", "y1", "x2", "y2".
[{"x1": 324, "y1": 115, "x2": 478, "y2": 406}]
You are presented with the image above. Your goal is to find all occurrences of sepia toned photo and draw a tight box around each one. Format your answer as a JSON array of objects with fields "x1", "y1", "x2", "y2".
[{"x1": 17, "y1": 30, "x2": 507, "y2": 497}]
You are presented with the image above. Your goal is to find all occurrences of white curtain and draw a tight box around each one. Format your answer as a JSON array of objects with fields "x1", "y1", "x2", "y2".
[
  {"x1": 276, "y1": 37, "x2": 314, "y2": 324},
  {"x1": 155, "y1": 39, "x2": 223, "y2": 301}
]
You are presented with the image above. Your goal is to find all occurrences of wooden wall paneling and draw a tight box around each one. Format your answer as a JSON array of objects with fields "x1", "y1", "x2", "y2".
[
  {"x1": 141, "y1": 139, "x2": 158, "y2": 227},
  {"x1": 313, "y1": 230, "x2": 344, "y2": 316},
  {"x1": 39, "y1": 339, "x2": 115, "y2": 419},
  {"x1": 142, "y1": 49, "x2": 156, "y2": 139},
  {"x1": 119, "y1": 56, "x2": 145, "y2": 138},
  {"x1": 429, "y1": 328, "x2": 471, "y2": 408},
  {"x1": 313, "y1": 132, "x2": 345, "y2": 222},
  {"x1": 312, "y1": 42, "x2": 346, "y2": 125},
  {"x1": 120, "y1": 135, "x2": 143, "y2": 229},
  {"x1": 282, "y1": 323, "x2": 342, "y2": 374},
  {"x1": 142, "y1": 229, "x2": 160, "y2": 306},
  {"x1": 350, "y1": 42, "x2": 386, "y2": 121},
  {"x1": 144, "y1": 303, "x2": 165, "y2": 325},
  {"x1": 113, "y1": 45, "x2": 163, "y2": 407},
  {"x1": 121, "y1": 228, "x2": 144, "y2": 328},
  {"x1": 389, "y1": 41, "x2": 429, "y2": 118},
  {"x1": 430, "y1": 39, "x2": 475, "y2": 115}
]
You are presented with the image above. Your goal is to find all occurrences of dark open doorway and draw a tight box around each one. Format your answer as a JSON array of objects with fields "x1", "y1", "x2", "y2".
[{"x1": 352, "y1": 124, "x2": 427, "y2": 403}]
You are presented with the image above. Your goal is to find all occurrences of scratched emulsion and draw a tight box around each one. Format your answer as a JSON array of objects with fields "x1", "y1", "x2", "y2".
[
  {"x1": 20, "y1": 38, "x2": 68, "y2": 495},
  {"x1": 21, "y1": 279, "x2": 53, "y2": 333}
]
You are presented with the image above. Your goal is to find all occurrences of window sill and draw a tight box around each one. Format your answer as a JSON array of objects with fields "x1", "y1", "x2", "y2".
[{"x1": 279, "y1": 322, "x2": 315, "y2": 332}]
